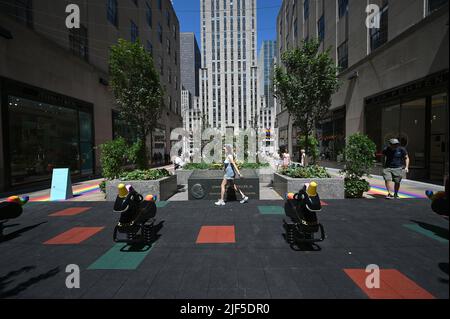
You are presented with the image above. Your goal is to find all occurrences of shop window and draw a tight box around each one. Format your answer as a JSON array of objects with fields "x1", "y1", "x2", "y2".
[{"x1": 7, "y1": 96, "x2": 93, "y2": 186}]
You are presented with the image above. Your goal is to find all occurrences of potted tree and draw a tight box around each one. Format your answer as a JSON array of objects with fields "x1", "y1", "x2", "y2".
[
  {"x1": 272, "y1": 39, "x2": 344, "y2": 199},
  {"x1": 274, "y1": 39, "x2": 340, "y2": 163},
  {"x1": 101, "y1": 39, "x2": 177, "y2": 200},
  {"x1": 109, "y1": 38, "x2": 164, "y2": 169},
  {"x1": 341, "y1": 133, "x2": 377, "y2": 198}
]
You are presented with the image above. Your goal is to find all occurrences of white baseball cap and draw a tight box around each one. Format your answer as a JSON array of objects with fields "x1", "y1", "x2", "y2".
[{"x1": 389, "y1": 138, "x2": 400, "y2": 145}]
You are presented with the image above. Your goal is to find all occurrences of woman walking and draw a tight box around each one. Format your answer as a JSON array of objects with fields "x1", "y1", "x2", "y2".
[{"x1": 215, "y1": 144, "x2": 249, "y2": 206}]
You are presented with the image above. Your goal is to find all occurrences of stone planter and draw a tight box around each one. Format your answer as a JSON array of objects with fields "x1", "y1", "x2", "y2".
[
  {"x1": 175, "y1": 169, "x2": 193, "y2": 185},
  {"x1": 256, "y1": 167, "x2": 275, "y2": 184},
  {"x1": 105, "y1": 175, "x2": 177, "y2": 201},
  {"x1": 273, "y1": 173, "x2": 345, "y2": 199},
  {"x1": 188, "y1": 169, "x2": 260, "y2": 200},
  {"x1": 176, "y1": 167, "x2": 275, "y2": 185}
]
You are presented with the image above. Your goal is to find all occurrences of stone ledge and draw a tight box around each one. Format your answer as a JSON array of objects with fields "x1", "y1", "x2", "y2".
[
  {"x1": 273, "y1": 173, "x2": 345, "y2": 199},
  {"x1": 105, "y1": 175, "x2": 177, "y2": 201}
]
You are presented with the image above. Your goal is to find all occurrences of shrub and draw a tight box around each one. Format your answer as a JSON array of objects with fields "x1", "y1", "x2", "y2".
[
  {"x1": 344, "y1": 178, "x2": 371, "y2": 198},
  {"x1": 341, "y1": 133, "x2": 377, "y2": 179},
  {"x1": 119, "y1": 169, "x2": 171, "y2": 181},
  {"x1": 99, "y1": 181, "x2": 106, "y2": 194},
  {"x1": 341, "y1": 133, "x2": 376, "y2": 198},
  {"x1": 237, "y1": 162, "x2": 270, "y2": 169},
  {"x1": 281, "y1": 165, "x2": 330, "y2": 179},
  {"x1": 99, "y1": 137, "x2": 129, "y2": 179}
]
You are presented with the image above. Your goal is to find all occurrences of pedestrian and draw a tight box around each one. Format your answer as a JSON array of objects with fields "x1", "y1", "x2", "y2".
[
  {"x1": 215, "y1": 144, "x2": 249, "y2": 206},
  {"x1": 382, "y1": 138, "x2": 410, "y2": 199},
  {"x1": 300, "y1": 149, "x2": 306, "y2": 167},
  {"x1": 281, "y1": 147, "x2": 291, "y2": 169}
]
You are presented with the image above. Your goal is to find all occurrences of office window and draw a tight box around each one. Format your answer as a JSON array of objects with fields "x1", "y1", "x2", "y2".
[
  {"x1": 130, "y1": 20, "x2": 139, "y2": 42},
  {"x1": 337, "y1": 41, "x2": 348, "y2": 70},
  {"x1": 14, "y1": 0, "x2": 33, "y2": 28},
  {"x1": 166, "y1": 10, "x2": 170, "y2": 27},
  {"x1": 338, "y1": 0, "x2": 348, "y2": 18},
  {"x1": 158, "y1": 23, "x2": 163, "y2": 43},
  {"x1": 147, "y1": 40, "x2": 153, "y2": 56},
  {"x1": 304, "y1": 0, "x2": 309, "y2": 20},
  {"x1": 318, "y1": 15, "x2": 325, "y2": 42},
  {"x1": 69, "y1": 25, "x2": 89, "y2": 61},
  {"x1": 167, "y1": 39, "x2": 171, "y2": 55},
  {"x1": 370, "y1": 2, "x2": 388, "y2": 51},
  {"x1": 146, "y1": 2, "x2": 152, "y2": 28},
  {"x1": 428, "y1": 0, "x2": 448, "y2": 13},
  {"x1": 158, "y1": 0, "x2": 162, "y2": 11},
  {"x1": 131, "y1": 0, "x2": 138, "y2": 5},
  {"x1": 294, "y1": 18, "x2": 298, "y2": 38},
  {"x1": 107, "y1": 0, "x2": 118, "y2": 27}
]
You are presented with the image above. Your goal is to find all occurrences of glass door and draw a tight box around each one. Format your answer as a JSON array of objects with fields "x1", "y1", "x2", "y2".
[{"x1": 429, "y1": 93, "x2": 448, "y2": 183}]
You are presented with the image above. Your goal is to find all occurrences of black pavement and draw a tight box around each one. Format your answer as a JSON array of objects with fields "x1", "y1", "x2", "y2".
[{"x1": 0, "y1": 199, "x2": 448, "y2": 299}]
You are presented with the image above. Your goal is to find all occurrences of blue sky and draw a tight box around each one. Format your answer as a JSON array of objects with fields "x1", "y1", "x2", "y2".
[{"x1": 172, "y1": 0, "x2": 282, "y2": 53}]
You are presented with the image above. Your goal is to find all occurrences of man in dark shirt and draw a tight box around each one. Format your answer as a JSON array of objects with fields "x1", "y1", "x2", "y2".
[{"x1": 382, "y1": 138, "x2": 410, "y2": 199}]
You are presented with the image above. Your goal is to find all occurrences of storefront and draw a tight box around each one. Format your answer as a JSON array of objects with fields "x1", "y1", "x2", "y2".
[
  {"x1": 365, "y1": 70, "x2": 449, "y2": 184},
  {"x1": 1, "y1": 78, "x2": 95, "y2": 188},
  {"x1": 316, "y1": 107, "x2": 346, "y2": 162}
]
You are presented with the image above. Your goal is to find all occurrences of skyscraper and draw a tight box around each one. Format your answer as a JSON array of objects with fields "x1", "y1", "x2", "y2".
[
  {"x1": 180, "y1": 32, "x2": 201, "y2": 97},
  {"x1": 200, "y1": 0, "x2": 258, "y2": 131},
  {"x1": 257, "y1": 40, "x2": 277, "y2": 154},
  {"x1": 258, "y1": 40, "x2": 276, "y2": 111}
]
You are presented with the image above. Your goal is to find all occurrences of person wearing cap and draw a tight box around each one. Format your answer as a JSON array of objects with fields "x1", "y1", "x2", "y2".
[{"x1": 382, "y1": 138, "x2": 410, "y2": 199}]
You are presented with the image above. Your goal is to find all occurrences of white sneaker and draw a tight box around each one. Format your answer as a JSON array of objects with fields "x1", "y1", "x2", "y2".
[
  {"x1": 240, "y1": 196, "x2": 249, "y2": 204},
  {"x1": 215, "y1": 200, "x2": 225, "y2": 206}
]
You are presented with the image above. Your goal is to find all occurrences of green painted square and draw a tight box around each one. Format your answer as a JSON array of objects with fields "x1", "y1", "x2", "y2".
[
  {"x1": 258, "y1": 206, "x2": 284, "y2": 215},
  {"x1": 403, "y1": 224, "x2": 448, "y2": 244},
  {"x1": 88, "y1": 243, "x2": 153, "y2": 270},
  {"x1": 156, "y1": 201, "x2": 169, "y2": 208}
]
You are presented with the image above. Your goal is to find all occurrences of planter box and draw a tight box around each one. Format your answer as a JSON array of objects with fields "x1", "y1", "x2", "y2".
[
  {"x1": 256, "y1": 167, "x2": 275, "y2": 184},
  {"x1": 188, "y1": 169, "x2": 260, "y2": 200},
  {"x1": 105, "y1": 175, "x2": 177, "y2": 201},
  {"x1": 273, "y1": 173, "x2": 345, "y2": 199},
  {"x1": 177, "y1": 167, "x2": 275, "y2": 185},
  {"x1": 175, "y1": 169, "x2": 193, "y2": 185}
]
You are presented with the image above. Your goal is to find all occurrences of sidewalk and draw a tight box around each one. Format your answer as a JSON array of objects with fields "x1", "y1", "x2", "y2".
[
  {"x1": 1, "y1": 164, "x2": 175, "y2": 203},
  {"x1": 326, "y1": 168, "x2": 444, "y2": 199}
]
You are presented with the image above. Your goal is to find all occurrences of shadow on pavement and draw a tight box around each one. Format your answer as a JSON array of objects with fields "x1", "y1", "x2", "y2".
[
  {"x1": 411, "y1": 220, "x2": 449, "y2": 241},
  {"x1": 0, "y1": 222, "x2": 47, "y2": 244},
  {"x1": 0, "y1": 266, "x2": 59, "y2": 298}
]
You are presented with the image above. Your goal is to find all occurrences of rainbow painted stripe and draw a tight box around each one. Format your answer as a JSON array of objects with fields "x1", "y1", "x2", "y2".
[
  {"x1": 368, "y1": 185, "x2": 426, "y2": 199},
  {"x1": 29, "y1": 183, "x2": 101, "y2": 202}
]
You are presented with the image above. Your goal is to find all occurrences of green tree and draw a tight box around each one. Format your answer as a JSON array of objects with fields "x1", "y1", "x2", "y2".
[
  {"x1": 109, "y1": 39, "x2": 164, "y2": 168},
  {"x1": 274, "y1": 39, "x2": 340, "y2": 161}
]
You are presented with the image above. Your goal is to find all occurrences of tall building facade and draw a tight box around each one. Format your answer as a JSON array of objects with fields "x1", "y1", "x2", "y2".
[
  {"x1": 180, "y1": 32, "x2": 201, "y2": 97},
  {"x1": 200, "y1": 0, "x2": 259, "y2": 131},
  {"x1": 276, "y1": 0, "x2": 448, "y2": 184},
  {"x1": 0, "y1": 0, "x2": 181, "y2": 191},
  {"x1": 257, "y1": 40, "x2": 277, "y2": 154},
  {"x1": 180, "y1": 32, "x2": 202, "y2": 156}
]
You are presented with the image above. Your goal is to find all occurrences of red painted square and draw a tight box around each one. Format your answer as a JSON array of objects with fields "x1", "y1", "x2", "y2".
[
  {"x1": 344, "y1": 269, "x2": 435, "y2": 299},
  {"x1": 49, "y1": 207, "x2": 91, "y2": 216},
  {"x1": 44, "y1": 227, "x2": 104, "y2": 245},
  {"x1": 196, "y1": 226, "x2": 236, "y2": 244},
  {"x1": 320, "y1": 201, "x2": 328, "y2": 206}
]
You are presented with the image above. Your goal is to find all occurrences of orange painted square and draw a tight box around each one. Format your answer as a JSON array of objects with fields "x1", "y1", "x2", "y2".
[
  {"x1": 44, "y1": 227, "x2": 104, "y2": 244},
  {"x1": 344, "y1": 269, "x2": 435, "y2": 299},
  {"x1": 196, "y1": 226, "x2": 236, "y2": 244},
  {"x1": 49, "y1": 207, "x2": 91, "y2": 216}
]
